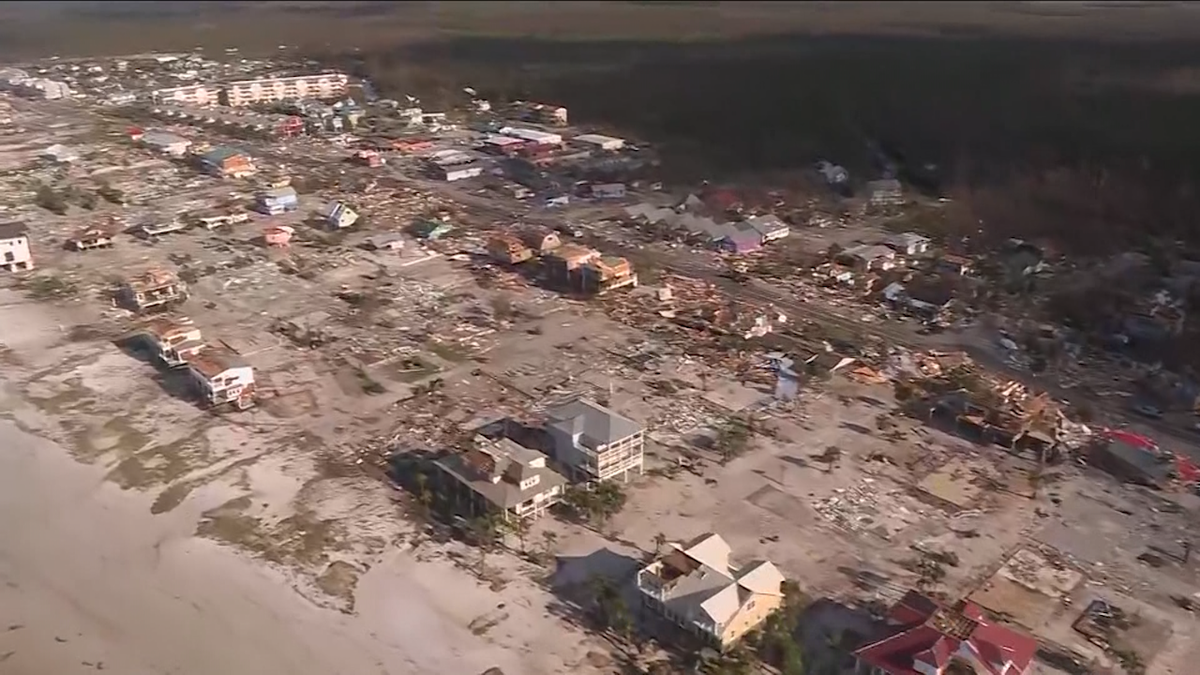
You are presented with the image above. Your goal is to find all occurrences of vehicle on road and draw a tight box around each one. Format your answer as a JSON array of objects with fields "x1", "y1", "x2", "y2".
[{"x1": 1132, "y1": 403, "x2": 1164, "y2": 419}]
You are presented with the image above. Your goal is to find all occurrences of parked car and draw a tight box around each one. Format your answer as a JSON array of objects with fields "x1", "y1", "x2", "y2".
[{"x1": 1132, "y1": 403, "x2": 1164, "y2": 419}]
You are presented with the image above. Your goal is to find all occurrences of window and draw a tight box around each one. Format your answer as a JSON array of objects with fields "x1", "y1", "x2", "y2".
[{"x1": 4, "y1": 252, "x2": 12, "y2": 262}]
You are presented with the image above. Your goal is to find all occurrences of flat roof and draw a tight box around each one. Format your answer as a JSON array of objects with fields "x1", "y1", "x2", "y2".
[
  {"x1": 200, "y1": 146, "x2": 248, "y2": 164},
  {"x1": 574, "y1": 133, "x2": 624, "y2": 144},
  {"x1": 483, "y1": 135, "x2": 524, "y2": 146},
  {"x1": 0, "y1": 222, "x2": 27, "y2": 240}
]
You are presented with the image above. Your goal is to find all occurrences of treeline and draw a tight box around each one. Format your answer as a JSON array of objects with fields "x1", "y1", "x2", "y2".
[{"x1": 350, "y1": 33, "x2": 1200, "y2": 254}]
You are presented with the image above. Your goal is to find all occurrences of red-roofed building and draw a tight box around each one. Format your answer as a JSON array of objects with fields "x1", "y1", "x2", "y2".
[{"x1": 854, "y1": 591, "x2": 1036, "y2": 675}]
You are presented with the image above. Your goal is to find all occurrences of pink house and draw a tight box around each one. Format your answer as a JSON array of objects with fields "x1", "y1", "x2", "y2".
[{"x1": 263, "y1": 225, "x2": 293, "y2": 248}]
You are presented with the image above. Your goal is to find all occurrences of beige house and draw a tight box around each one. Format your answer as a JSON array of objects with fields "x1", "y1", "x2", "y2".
[
  {"x1": 435, "y1": 438, "x2": 567, "y2": 524},
  {"x1": 636, "y1": 532, "x2": 785, "y2": 649}
]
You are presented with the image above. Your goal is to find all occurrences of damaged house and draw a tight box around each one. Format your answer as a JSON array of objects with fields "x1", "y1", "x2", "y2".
[
  {"x1": 119, "y1": 268, "x2": 188, "y2": 312},
  {"x1": 884, "y1": 232, "x2": 931, "y2": 256},
  {"x1": 636, "y1": 532, "x2": 786, "y2": 650},
  {"x1": 67, "y1": 226, "x2": 116, "y2": 251},
  {"x1": 487, "y1": 234, "x2": 534, "y2": 265},
  {"x1": 434, "y1": 437, "x2": 567, "y2": 524},
  {"x1": 866, "y1": 178, "x2": 904, "y2": 207},
  {"x1": 519, "y1": 228, "x2": 561, "y2": 255},
  {"x1": 579, "y1": 255, "x2": 638, "y2": 295},
  {"x1": 184, "y1": 347, "x2": 255, "y2": 410},
  {"x1": 840, "y1": 244, "x2": 897, "y2": 272},
  {"x1": 142, "y1": 316, "x2": 204, "y2": 368},
  {"x1": 854, "y1": 590, "x2": 1037, "y2": 675}
]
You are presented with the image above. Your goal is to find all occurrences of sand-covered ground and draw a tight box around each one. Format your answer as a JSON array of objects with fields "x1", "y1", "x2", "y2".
[{"x1": 0, "y1": 289, "x2": 618, "y2": 675}]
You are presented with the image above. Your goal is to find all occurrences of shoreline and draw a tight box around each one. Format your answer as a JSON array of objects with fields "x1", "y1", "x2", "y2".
[{"x1": 0, "y1": 413, "x2": 523, "y2": 675}]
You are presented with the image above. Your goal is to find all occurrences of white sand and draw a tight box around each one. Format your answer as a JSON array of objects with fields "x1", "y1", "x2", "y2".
[{"x1": 0, "y1": 414, "x2": 525, "y2": 675}]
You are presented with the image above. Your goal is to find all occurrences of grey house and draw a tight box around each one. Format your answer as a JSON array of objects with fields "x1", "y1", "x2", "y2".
[{"x1": 545, "y1": 398, "x2": 645, "y2": 483}]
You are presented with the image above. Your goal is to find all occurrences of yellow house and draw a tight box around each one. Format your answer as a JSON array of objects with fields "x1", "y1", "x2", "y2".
[{"x1": 635, "y1": 532, "x2": 785, "y2": 649}]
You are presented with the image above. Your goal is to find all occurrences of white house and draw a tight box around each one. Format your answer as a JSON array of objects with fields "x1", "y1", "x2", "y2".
[
  {"x1": 143, "y1": 317, "x2": 204, "y2": 368},
  {"x1": 573, "y1": 133, "x2": 625, "y2": 151},
  {"x1": 743, "y1": 215, "x2": 790, "y2": 243},
  {"x1": 0, "y1": 222, "x2": 33, "y2": 272},
  {"x1": 322, "y1": 202, "x2": 359, "y2": 230},
  {"x1": 884, "y1": 232, "x2": 931, "y2": 256},
  {"x1": 435, "y1": 163, "x2": 485, "y2": 182},
  {"x1": 185, "y1": 348, "x2": 255, "y2": 409},
  {"x1": 499, "y1": 126, "x2": 563, "y2": 146}
]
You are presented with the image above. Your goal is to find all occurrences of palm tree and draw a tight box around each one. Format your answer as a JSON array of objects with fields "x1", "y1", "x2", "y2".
[
  {"x1": 540, "y1": 530, "x2": 559, "y2": 566},
  {"x1": 652, "y1": 532, "x2": 668, "y2": 558},
  {"x1": 511, "y1": 517, "x2": 529, "y2": 554},
  {"x1": 415, "y1": 472, "x2": 433, "y2": 515}
]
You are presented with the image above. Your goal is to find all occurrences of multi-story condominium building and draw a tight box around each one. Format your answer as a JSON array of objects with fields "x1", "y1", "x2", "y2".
[
  {"x1": 221, "y1": 73, "x2": 349, "y2": 107},
  {"x1": 545, "y1": 398, "x2": 644, "y2": 483},
  {"x1": 152, "y1": 84, "x2": 217, "y2": 106}
]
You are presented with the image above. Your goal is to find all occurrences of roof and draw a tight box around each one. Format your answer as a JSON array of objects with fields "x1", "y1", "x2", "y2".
[
  {"x1": 41, "y1": 144, "x2": 77, "y2": 161},
  {"x1": 548, "y1": 244, "x2": 599, "y2": 264},
  {"x1": 518, "y1": 228, "x2": 558, "y2": 245},
  {"x1": 868, "y1": 178, "x2": 903, "y2": 193},
  {"x1": 141, "y1": 130, "x2": 190, "y2": 147},
  {"x1": 491, "y1": 233, "x2": 528, "y2": 250},
  {"x1": 545, "y1": 398, "x2": 642, "y2": 448},
  {"x1": 499, "y1": 126, "x2": 562, "y2": 143},
  {"x1": 483, "y1": 134, "x2": 524, "y2": 147},
  {"x1": 574, "y1": 133, "x2": 624, "y2": 145},
  {"x1": 1093, "y1": 434, "x2": 1174, "y2": 486},
  {"x1": 143, "y1": 316, "x2": 198, "y2": 341},
  {"x1": 0, "y1": 222, "x2": 27, "y2": 240},
  {"x1": 886, "y1": 232, "x2": 931, "y2": 248},
  {"x1": 434, "y1": 438, "x2": 566, "y2": 510},
  {"x1": 184, "y1": 347, "x2": 249, "y2": 379},
  {"x1": 843, "y1": 243, "x2": 896, "y2": 262},
  {"x1": 70, "y1": 226, "x2": 115, "y2": 241},
  {"x1": 853, "y1": 593, "x2": 1037, "y2": 675},
  {"x1": 723, "y1": 229, "x2": 763, "y2": 248},
  {"x1": 639, "y1": 532, "x2": 785, "y2": 631},
  {"x1": 441, "y1": 162, "x2": 484, "y2": 174},
  {"x1": 743, "y1": 214, "x2": 789, "y2": 236},
  {"x1": 125, "y1": 268, "x2": 179, "y2": 292},
  {"x1": 200, "y1": 146, "x2": 247, "y2": 165},
  {"x1": 260, "y1": 186, "x2": 297, "y2": 200}
]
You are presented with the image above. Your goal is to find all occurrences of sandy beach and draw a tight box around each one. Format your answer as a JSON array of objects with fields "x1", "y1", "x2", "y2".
[
  {"x1": 0, "y1": 286, "x2": 613, "y2": 675},
  {"x1": 0, "y1": 412, "x2": 539, "y2": 675}
]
